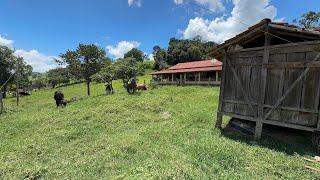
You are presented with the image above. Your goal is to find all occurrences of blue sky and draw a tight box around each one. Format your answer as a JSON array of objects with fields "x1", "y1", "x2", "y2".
[{"x1": 0, "y1": 0, "x2": 319, "y2": 72}]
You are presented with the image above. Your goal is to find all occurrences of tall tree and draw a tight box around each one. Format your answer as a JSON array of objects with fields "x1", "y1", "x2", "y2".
[
  {"x1": 59, "y1": 44, "x2": 107, "y2": 96},
  {"x1": 114, "y1": 58, "x2": 145, "y2": 87},
  {"x1": 0, "y1": 46, "x2": 15, "y2": 98},
  {"x1": 152, "y1": 45, "x2": 168, "y2": 70},
  {"x1": 124, "y1": 48, "x2": 145, "y2": 62},
  {"x1": 166, "y1": 37, "x2": 216, "y2": 65},
  {"x1": 294, "y1": 11, "x2": 320, "y2": 28}
]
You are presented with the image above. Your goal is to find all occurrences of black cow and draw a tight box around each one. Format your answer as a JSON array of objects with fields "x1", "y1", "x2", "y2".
[{"x1": 54, "y1": 91, "x2": 67, "y2": 107}]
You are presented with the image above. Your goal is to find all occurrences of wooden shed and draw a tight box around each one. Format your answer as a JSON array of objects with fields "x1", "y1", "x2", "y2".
[{"x1": 213, "y1": 19, "x2": 320, "y2": 147}]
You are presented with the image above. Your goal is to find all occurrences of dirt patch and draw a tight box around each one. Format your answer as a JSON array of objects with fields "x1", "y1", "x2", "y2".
[{"x1": 160, "y1": 112, "x2": 171, "y2": 120}]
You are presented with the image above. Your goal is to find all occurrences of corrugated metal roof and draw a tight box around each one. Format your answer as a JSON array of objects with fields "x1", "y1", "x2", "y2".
[{"x1": 151, "y1": 60, "x2": 222, "y2": 75}]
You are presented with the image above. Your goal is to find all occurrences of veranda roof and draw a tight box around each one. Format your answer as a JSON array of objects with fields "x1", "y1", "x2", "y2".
[{"x1": 151, "y1": 60, "x2": 222, "y2": 75}]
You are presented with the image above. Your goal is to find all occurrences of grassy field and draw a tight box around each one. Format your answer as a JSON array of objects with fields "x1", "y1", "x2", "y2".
[{"x1": 1, "y1": 75, "x2": 320, "y2": 179}]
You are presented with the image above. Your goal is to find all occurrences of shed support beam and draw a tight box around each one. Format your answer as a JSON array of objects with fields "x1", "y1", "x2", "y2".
[
  {"x1": 255, "y1": 32, "x2": 271, "y2": 140},
  {"x1": 171, "y1": 74, "x2": 174, "y2": 82},
  {"x1": 184, "y1": 73, "x2": 186, "y2": 84},
  {"x1": 198, "y1": 72, "x2": 201, "y2": 82},
  {"x1": 216, "y1": 71, "x2": 219, "y2": 82},
  {"x1": 216, "y1": 50, "x2": 227, "y2": 129}
]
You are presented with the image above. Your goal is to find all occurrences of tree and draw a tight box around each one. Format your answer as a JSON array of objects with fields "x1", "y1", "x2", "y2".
[
  {"x1": 166, "y1": 37, "x2": 216, "y2": 65},
  {"x1": 16, "y1": 57, "x2": 33, "y2": 89},
  {"x1": 59, "y1": 44, "x2": 107, "y2": 96},
  {"x1": 91, "y1": 64, "x2": 116, "y2": 84},
  {"x1": 152, "y1": 45, "x2": 168, "y2": 70},
  {"x1": 47, "y1": 68, "x2": 71, "y2": 88},
  {"x1": 31, "y1": 74, "x2": 48, "y2": 90},
  {"x1": 124, "y1": 48, "x2": 146, "y2": 62},
  {"x1": 0, "y1": 46, "x2": 15, "y2": 98},
  {"x1": 114, "y1": 58, "x2": 145, "y2": 87},
  {"x1": 294, "y1": 11, "x2": 320, "y2": 29}
]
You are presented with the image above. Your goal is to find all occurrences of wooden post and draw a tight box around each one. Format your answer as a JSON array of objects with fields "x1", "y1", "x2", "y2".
[
  {"x1": 171, "y1": 74, "x2": 174, "y2": 82},
  {"x1": 198, "y1": 72, "x2": 201, "y2": 82},
  {"x1": 184, "y1": 73, "x2": 186, "y2": 84},
  {"x1": 216, "y1": 71, "x2": 219, "y2": 82},
  {"x1": 216, "y1": 50, "x2": 227, "y2": 129},
  {"x1": 255, "y1": 32, "x2": 271, "y2": 140},
  {"x1": 16, "y1": 58, "x2": 20, "y2": 107},
  {"x1": 0, "y1": 91, "x2": 3, "y2": 113}
]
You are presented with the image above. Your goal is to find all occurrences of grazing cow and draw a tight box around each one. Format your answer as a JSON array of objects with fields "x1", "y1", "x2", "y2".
[
  {"x1": 54, "y1": 91, "x2": 66, "y2": 107},
  {"x1": 136, "y1": 84, "x2": 147, "y2": 91},
  {"x1": 127, "y1": 78, "x2": 137, "y2": 94},
  {"x1": 105, "y1": 82, "x2": 114, "y2": 95}
]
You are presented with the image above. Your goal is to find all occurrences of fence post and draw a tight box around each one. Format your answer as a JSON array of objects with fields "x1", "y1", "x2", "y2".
[{"x1": 0, "y1": 91, "x2": 3, "y2": 114}]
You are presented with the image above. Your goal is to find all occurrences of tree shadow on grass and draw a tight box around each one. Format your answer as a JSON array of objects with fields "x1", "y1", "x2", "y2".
[{"x1": 221, "y1": 120, "x2": 317, "y2": 157}]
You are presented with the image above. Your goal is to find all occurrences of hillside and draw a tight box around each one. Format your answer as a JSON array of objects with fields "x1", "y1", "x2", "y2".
[{"x1": 0, "y1": 75, "x2": 319, "y2": 179}]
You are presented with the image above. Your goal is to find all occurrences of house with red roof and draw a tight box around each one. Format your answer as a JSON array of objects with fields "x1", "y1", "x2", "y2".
[{"x1": 150, "y1": 59, "x2": 222, "y2": 86}]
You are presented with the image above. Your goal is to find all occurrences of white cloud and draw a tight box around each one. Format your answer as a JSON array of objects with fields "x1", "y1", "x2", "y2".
[
  {"x1": 174, "y1": 0, "x2": 225, "y2": 12},
  {"x1": 106, "y1": 41, "x2": 141, "y2": 59},
  {"x1": 14, "y1": 50, "x2": 61, "y2": 73},
  {"x1": 128, "y1": 0, "x2": 142, "y2": 7},
  {"x1": 0, "y1": 35, "x2": 14, "y2": 49},
  {"x1": 148, "y1": 53, "x2": 154, "y2": 60},
  {"x1": 174, "y1": 0, "x2": 184, "y2": 4},
  {"x1": 182, "y1": 0, "x2": 277, "y2": 43}
]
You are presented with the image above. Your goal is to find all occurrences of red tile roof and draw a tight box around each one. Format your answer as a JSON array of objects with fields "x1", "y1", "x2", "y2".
[{"x1": 151, "y1": 60, "x2": 222, "y2": 75}]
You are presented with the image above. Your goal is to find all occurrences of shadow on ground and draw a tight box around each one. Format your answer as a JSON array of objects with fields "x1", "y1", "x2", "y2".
[{"x1": 221, "y1": 119, "x2": 317, "y2": 156}]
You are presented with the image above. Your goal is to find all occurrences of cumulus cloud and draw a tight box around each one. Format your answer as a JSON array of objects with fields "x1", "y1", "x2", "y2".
[
  {"x1": 14, "y1": 50, "x2": 61, "y2": 73},
  {"x1": 182, "y1": 0, "x2": 277, "y2": 43},
  {"x1": 106, "y1": 41, "x2": 141, "y2": 59},
  {"x1": 128, "y1": 0, "x2": 142, "y2": 7},
  {"x1": 174, "y1": 0, "x2": 184, "y2": 4},
  {"x1": 0, "y1": 35, "x2": 14, "y2": 49},
  {"x1": 148, "y1": 53, "x2": 154, "y2": 60},
  {"x1": 174, "y1": 0, "x2": 225, "y2": 12}
]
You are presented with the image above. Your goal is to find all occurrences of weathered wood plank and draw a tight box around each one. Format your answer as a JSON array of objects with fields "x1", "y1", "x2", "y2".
[
  {"x1": 264, "y1": 53, "x2": 320, "y2": 121},
  {"x1": 222, "y1": 112, "x2": 316, "y2": 132}
]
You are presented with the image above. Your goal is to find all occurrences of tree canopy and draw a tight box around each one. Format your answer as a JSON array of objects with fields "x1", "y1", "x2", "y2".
[
  {"x1": 113, "y1": 58, "x2": 145, "y2": 87},
  {"x1": 294, "y1": 11, "x2": 320, "y2": 29},
  {"x1": 124, "y1": 48, "x2": 146, "y2": 62},
  {"x1": 152, "y1": 37, "x2": 216, "y2": 70},
  {"x1": 59, "y1": 44, "x2": 108, "y2": 96}
]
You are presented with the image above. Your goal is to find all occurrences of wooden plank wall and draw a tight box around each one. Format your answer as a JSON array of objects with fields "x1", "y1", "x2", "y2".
[{"x1": 221, "y1": 42, "x2": 320, "y2": 128}]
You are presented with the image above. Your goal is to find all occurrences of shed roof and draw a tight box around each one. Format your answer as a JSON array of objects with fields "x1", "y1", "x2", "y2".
[
  {"x1": 212, "y1": 19, "x2": 320, "y2": 57},
  {"x1": 150, "y1": 60, "x2": 222, "y2": 75}
]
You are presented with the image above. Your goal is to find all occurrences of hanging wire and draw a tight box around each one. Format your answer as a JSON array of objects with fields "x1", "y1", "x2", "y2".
[{"x1": 0, "y1": 71, "x2": 16, "y2": 91}]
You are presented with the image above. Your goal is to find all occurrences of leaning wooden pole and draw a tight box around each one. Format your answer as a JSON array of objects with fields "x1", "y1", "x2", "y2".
[
  {"x1": 16, "y1": 58, "x2": 20, "y2": 106},
  {"x1": 0, "y1": 91, "x2": 3, "y2": 113}
]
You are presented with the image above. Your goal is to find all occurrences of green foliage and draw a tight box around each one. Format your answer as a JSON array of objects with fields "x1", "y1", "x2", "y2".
[
  {"x1": 114, "y1": 58, "x2": 145, "y2": 86},
  {"x1": 0, "y1": 47, "x2": 32, "y2": 97},
  {"x1": 124, "y1": 48, "x2": 146, "y2": 62},
  {"x1": 91, "y1": 65, "x2": 116, "y2": 84},
  {"x1": 0, "y1": 77, "x2": 319, "y2": 179},
  {"x1": 0, "y1": 46, "x2": 15, "y2": 88},
  {"x1": 152, "y1": 37, "x2": 216, "y2": 70},
  {"x1": 294, "y1": 11, "x2": 320, "y2": 28},
  {"x1": 152, "y1": 45, "x2": 168, "y2": 70},
  {"x1": 47, "y1": 68, "x2": 71, "y2": 88},
  {"x1": 31, "y1": 74, "x2": 48, "y2": 90},
  {"x1": 166, "y1": 37, "x2": 216, "y2": 65},
  {"x1": 59, "y1": 44, "x2": 108, "y2": 95}
]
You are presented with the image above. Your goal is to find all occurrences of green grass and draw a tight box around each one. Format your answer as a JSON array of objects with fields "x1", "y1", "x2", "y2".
[{"x1": 1, "y1": 75, "x2": 320, "y2": 179}]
